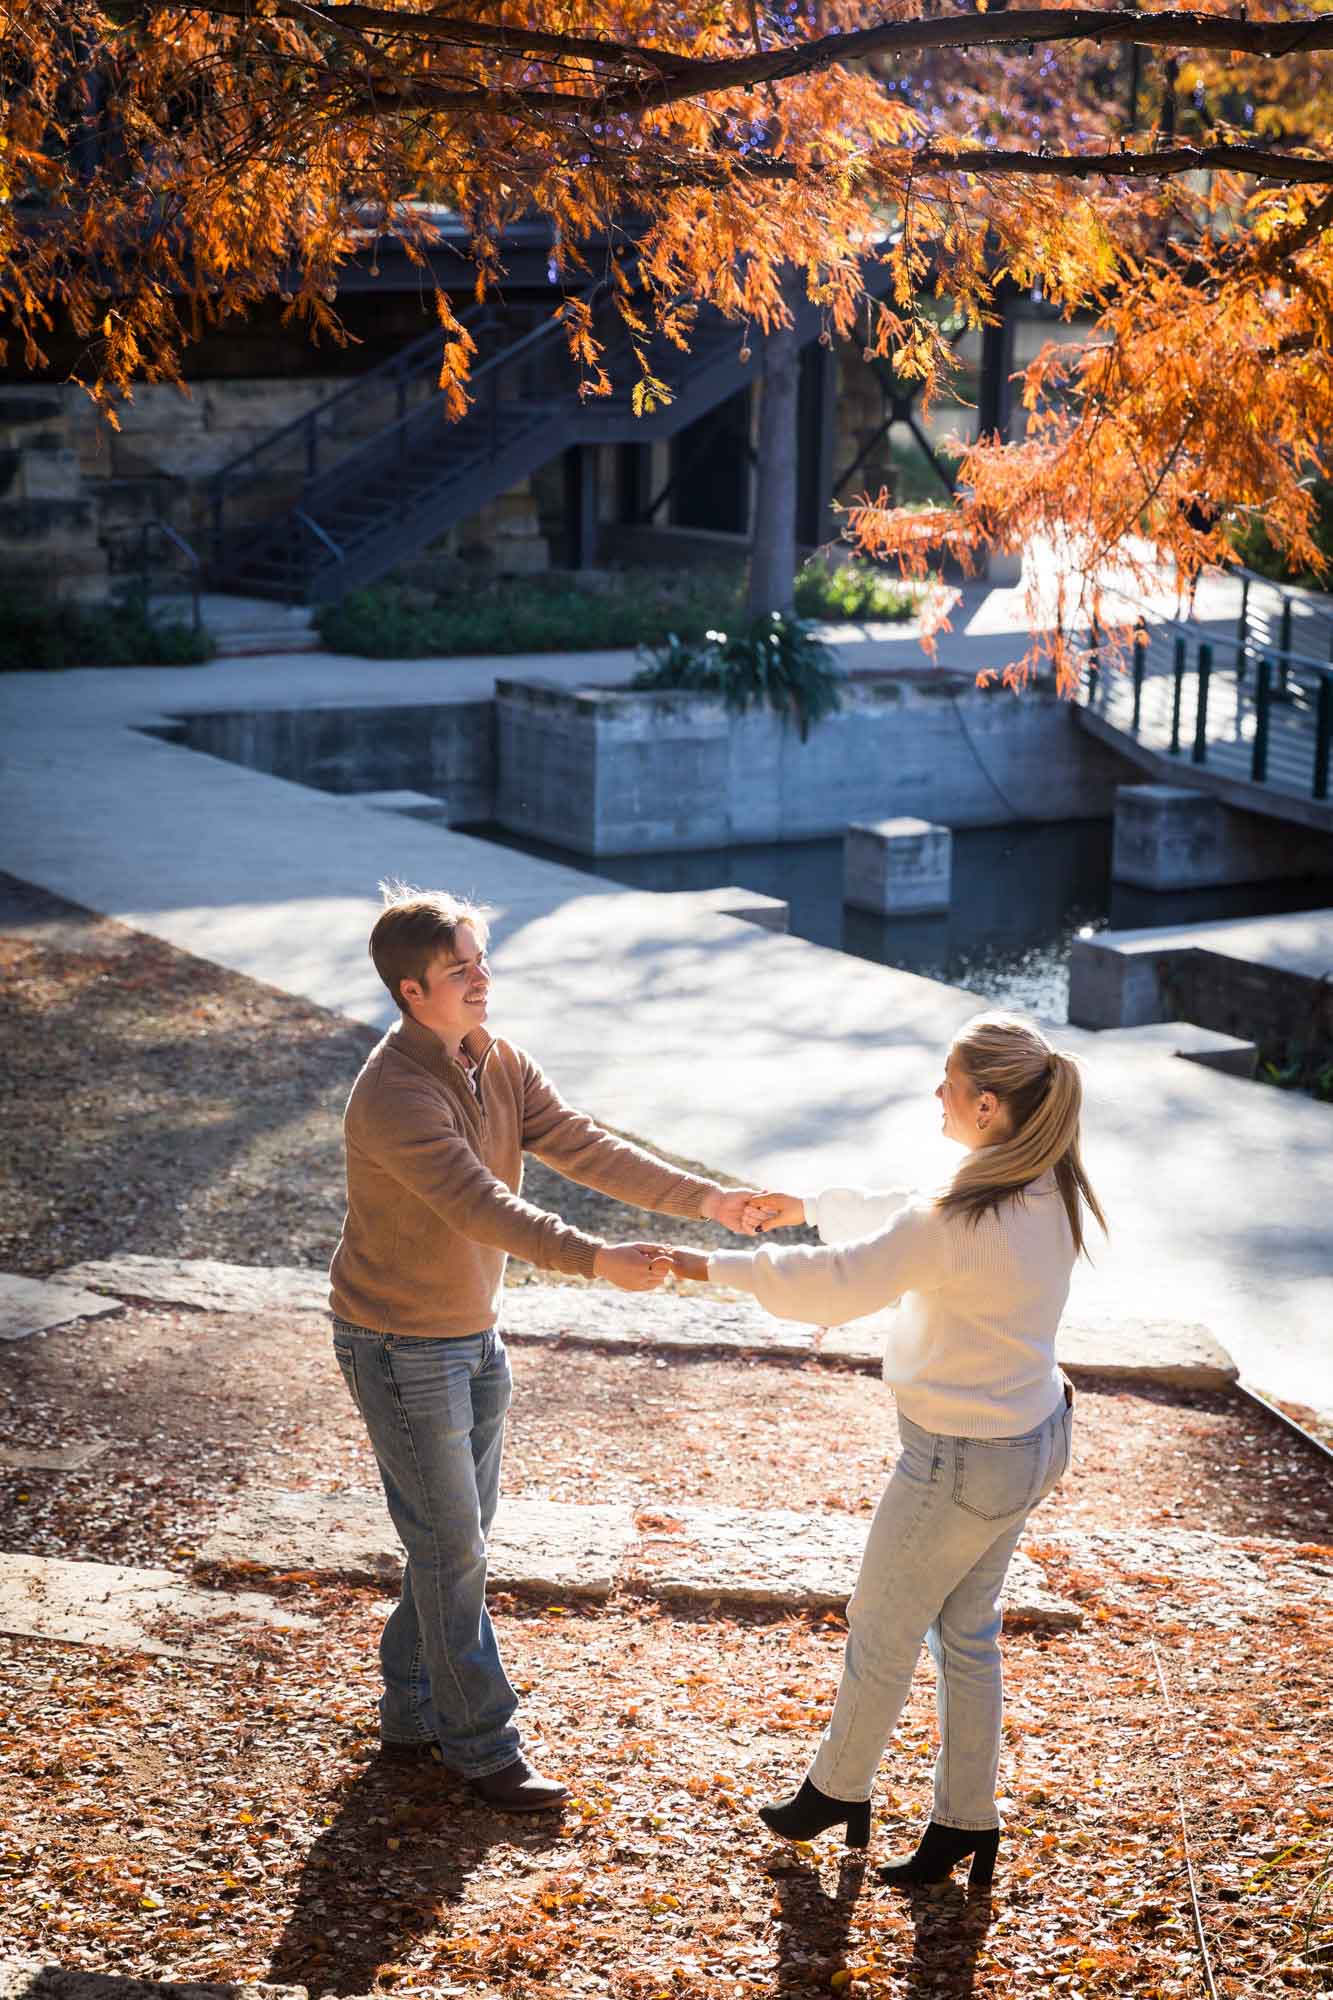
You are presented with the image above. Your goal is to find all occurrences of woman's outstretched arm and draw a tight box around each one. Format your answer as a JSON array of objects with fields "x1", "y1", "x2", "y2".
[{"x1": 668, "y1": 1203, "x2": 948, "y2": 1327}]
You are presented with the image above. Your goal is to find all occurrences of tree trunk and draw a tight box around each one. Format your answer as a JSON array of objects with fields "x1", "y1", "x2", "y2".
[{"x1": 746, "y1": 312, "x2": 801, "y2": 621}]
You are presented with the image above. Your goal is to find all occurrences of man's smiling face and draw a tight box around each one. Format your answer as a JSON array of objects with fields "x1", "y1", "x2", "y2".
[{"x1": 399, "y1": 922, "x2": 491, "y2": 1051}]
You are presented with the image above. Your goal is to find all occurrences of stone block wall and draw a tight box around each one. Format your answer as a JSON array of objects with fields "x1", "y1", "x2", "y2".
[
  {"x1": 0, "y1": 378, "x2": 550, "y2": 597},
  {"x1": 495, "y1": 674, "x2": 1137, "y2": 854}
]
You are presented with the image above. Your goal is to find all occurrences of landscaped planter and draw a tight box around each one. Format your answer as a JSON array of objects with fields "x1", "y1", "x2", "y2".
[{"x1": 494, "y1": 674, "x2": 1132, "y2": 855}]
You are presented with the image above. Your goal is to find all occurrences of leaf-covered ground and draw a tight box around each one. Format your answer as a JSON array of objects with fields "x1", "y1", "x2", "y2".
[
  {"x1": 2, "y1": 1568, "x2": 1330, "y2": 1999},
  {"x1": 1, "y1": 876, "x2": 1330, "y2": 1996}
]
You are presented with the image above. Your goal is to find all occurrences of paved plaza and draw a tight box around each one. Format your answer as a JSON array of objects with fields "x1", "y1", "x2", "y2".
[{"x1": 1, "y1": 582, "x2": 1330, "y2": 1422}]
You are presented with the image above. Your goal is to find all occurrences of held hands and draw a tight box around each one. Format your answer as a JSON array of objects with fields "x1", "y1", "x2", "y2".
[
  {"x1": 653, "y1": 1248, "x2": 709, "y2": 1284},
  {"x1": 740, "y1": 1192, "x2": 804, "y2": 1234},
  {"x1": 593, "y1": 1243, "x2": 675, "y2": 1293},
  {"x1": 701, "y1": 1187, "x2": 802, "y2": 1236}
]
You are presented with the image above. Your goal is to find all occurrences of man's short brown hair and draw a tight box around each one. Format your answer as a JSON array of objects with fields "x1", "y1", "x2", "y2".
[{"x1": 369, "y1": 882, "x2": 492, "y2": 1014}]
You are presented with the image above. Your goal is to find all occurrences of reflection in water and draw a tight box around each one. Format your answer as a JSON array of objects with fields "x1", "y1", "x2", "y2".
[{"x1": 462, "y1": 820, "x2": 1333, "y2": 1023}]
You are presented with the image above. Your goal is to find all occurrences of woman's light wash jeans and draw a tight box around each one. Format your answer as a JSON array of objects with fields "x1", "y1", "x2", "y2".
[
  {"x1": 809, "y1": 1384, "x2": 1074, "y2": 1830},
  {"x1": 331, "y1": 1319, "x2": 521, "y2": 1778}
]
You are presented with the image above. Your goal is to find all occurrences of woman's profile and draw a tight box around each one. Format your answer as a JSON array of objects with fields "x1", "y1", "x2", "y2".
[{"x1": 663, "y1": 1011, "x2": 1106, "y2": 1890}]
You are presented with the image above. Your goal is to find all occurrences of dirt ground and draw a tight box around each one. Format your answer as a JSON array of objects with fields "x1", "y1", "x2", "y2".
[
  {"x1": 1, "y1": 1307, "x2": 1331, "y2": 1576},
  {"x1": 2, "y1": 876, "x2": 1331, "y2": 1997}
]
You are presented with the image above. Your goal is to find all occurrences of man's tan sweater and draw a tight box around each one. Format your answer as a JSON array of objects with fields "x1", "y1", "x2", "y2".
[{"x1": 329, "y1": 1015, "x2": 719, "y2": 1337}]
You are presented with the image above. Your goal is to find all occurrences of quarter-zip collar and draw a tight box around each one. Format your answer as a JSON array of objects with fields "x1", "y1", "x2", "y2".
[{"x1": 390, "y1": 1015, "x2": 496, "y2": 1103}]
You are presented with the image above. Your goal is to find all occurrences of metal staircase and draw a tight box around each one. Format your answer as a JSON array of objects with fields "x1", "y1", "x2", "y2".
[{"x1": 206, "y1": 277, "x2": 850, "y2": 605}]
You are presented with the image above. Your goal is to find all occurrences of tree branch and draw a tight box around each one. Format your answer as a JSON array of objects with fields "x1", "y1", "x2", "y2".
[
  {"x1": 904, "y1": 141, "x2": 1333, "y2": 186},
  {"x1": 143, "y1": 2, "x2": 1333, "y2": 113},
  {"x1": 152, "y1": 0, "x2": 710, "y2": 77},
  {"x1": 611, "y1": 140, "x2": 1333, "y2": 190}
]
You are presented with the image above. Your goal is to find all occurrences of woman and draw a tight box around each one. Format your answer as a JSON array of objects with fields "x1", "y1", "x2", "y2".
[{"x1": 662, "y1": 1012, "x2": 1105, "y2": 1890}]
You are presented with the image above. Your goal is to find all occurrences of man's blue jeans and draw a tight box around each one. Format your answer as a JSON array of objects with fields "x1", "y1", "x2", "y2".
[{"x1": 331, "y1": 1319, "x2": 521, "y2": 1777}]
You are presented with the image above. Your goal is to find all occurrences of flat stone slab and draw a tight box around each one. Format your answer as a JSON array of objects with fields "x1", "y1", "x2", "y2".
[
  {"x1": 200, "y1": 1489, "x2": 635, "y2": 1600},
  {"x1": 0, "y1": 1554, "x2": 318, "y2": 1662},
  {"x1": 1, "y1": 1969, "x2": 307, "y2": 2000},
  {"x1": 0, "y1": 1968, "x2": 308, "y2": 2000},
  {"x1": 350, "y1": 788, "x2": 446, "y2": 812},
  {"x1": 58, "y1": 1258, "x2": 1237, "y2": 1391},
  {"x1": 1032, "y1": 1526, "x2": 1332, "y2": 1628},
  {"x1": 200, "y1": 1491, "x2": 1082, "y2": 1627},
  {"x1": 501, "y1": 1283, "x2": 812, "y2": 1356},
  {"x1": 623, "y1": 1506, "x2": 1076, "y2": 1627},
  {"x1": 0, "y1": 1275, "x2": 121, "y2": 1343},
  {"x1": 60, "y1": 1256, "x2": 327, "y2": 1315},
  {"x1": 1093, "y1": 1021, "x2": 1258, "y2": 1078},
  {"x1": 1056, "y1": 1318, "x2": 1237, "y2": 1390},
  {"x1": 0, "y1": 1442, "x2": 112, "y2": 1471}
]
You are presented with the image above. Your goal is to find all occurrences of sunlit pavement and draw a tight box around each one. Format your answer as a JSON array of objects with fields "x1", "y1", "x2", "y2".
[{"x1": 1, "y1": 573, "x2": 1330, "y2": 1426}]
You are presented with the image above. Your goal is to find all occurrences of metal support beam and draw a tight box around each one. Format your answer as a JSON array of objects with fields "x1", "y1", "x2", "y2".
[
  {"x1": 978, "y1": 298, "x2": 1014, "y2": 443},
  {"x1": 565, "y1": 444, "x2": 600, "y2": 569},
  {"x1": 797, "y1": 339, "x2": 839, "y2": 548}
]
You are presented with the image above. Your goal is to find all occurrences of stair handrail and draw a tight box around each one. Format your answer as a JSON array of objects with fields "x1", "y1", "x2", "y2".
[
  {"x1": 206, "y1": 303, "x2": 495, "y2": 553},
  {"x1": 124, "y1": 516, "x2": 203, "y2": 634},
  {"x1": 1095, "y1": 585, "x2": 1333, "y2": 680},
  {"x1": 1084, "y1": 584, "x2": 1333, "y2": 803},
  {"x1": 298, "y1": 277, "x2": 613, "y2": 517}
]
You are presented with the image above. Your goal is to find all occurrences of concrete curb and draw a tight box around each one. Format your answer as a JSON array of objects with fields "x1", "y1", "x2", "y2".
[{"x1": 57, "y1": 1256, "x2": 1240, "y2": 1393}]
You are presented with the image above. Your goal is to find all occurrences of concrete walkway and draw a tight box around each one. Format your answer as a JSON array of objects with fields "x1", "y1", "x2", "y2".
[{"x1": 2, "y1": 593, "x2": 1330, "y2": 1423}]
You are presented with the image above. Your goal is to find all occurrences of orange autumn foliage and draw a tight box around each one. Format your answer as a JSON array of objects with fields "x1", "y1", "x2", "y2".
[{"x1": 3, "y1": 0, "x2": 1333, "y2": 660}]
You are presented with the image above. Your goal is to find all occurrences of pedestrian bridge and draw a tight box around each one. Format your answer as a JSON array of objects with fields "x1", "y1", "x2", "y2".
[{"x1": 1076, "y1": 570, "x2": 1333, "y2": 834}]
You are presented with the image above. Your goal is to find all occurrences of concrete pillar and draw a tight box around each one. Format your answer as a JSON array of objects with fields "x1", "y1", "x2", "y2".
[
  {"x1": 1112, "y1": 784, "x2": 1332, "y2": 890},
  {"x1": 844, "y1": 817, "x2": 953, "y2": 914}
]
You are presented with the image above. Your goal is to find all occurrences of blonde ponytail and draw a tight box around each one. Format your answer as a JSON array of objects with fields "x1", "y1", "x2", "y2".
[{"x1": 937, "y1": 1013, "x2": 1107, "y2": 1259}]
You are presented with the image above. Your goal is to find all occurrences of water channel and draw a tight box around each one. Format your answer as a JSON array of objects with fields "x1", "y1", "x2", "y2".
[{"x1": 466, "y1": 818, "x2": 1333, "y2": 1021}]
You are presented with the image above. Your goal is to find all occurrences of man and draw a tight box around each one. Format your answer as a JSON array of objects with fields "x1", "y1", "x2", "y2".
[{"x1": 329, "y1": 883, "x2": 763, "y2": 1810}]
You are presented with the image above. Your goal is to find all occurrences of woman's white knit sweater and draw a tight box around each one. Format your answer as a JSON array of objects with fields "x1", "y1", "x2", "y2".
[{"x1": 708, "y1": 1175, "x2": 1075, "y2": 1439}]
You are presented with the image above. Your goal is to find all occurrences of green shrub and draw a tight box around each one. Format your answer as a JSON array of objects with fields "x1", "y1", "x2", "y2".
[
  {"x1": 793, "y1": 556, "x2": 918, "y2": 622},
  {"x1": 632, "y1": 611, "x2": 845, "y2": 740},
  {"x1": 1257, "y1": 1043, "x2": 1333, "y2": 1103},
  {"x1": 316, "y1": 570, "x2": 748, "y2": 659},
  {"x1": 1228, "y1": 478, "x2": 1333, "y2": 589},
  {"x1": 0, "y1": 589, "x2": 214, "y2": 671}
]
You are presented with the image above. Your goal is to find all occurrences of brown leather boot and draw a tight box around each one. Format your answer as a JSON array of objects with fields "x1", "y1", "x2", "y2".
[{"x1": 466, "y1": 1755, "x2": 568, "y2": 1812}]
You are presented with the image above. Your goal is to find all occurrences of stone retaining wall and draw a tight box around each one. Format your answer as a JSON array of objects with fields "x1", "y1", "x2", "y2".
[
  {"x1": 494, "y1": 674, "x2": 1134, "y2": 852},
  {"x1": 153, "y1": 701, "x2": 497, "y2": 823}
]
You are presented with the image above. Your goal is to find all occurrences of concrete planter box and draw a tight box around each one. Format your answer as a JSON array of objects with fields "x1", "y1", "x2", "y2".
[{"x1": 495, "y1": 674, "x2": 1132, "y2": 855}]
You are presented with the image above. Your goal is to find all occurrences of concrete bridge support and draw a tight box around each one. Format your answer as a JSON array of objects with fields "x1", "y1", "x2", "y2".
[{"x1": 1111, "y1": 784, "x2": 1333, "y2": 891}]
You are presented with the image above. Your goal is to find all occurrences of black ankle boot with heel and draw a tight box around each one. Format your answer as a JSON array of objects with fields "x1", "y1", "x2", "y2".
[
  {"x1": 876, "y1": 1821, "x2": 999, "y2": 1888},
  {"x1": 757, "y1": 1776, "x2": 872, "y2": 1849}
]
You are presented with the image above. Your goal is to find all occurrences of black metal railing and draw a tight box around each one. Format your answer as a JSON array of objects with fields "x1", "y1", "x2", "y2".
[
  {"x1": 113, "y1": 516, "x2": 204, "y2": 633},
  {"x1": 204, "y1": 299, "x2": 535, "y2": 568},
  {"x1": 1083, "y1": 600, "x2": 1333, "y2": 804}
]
